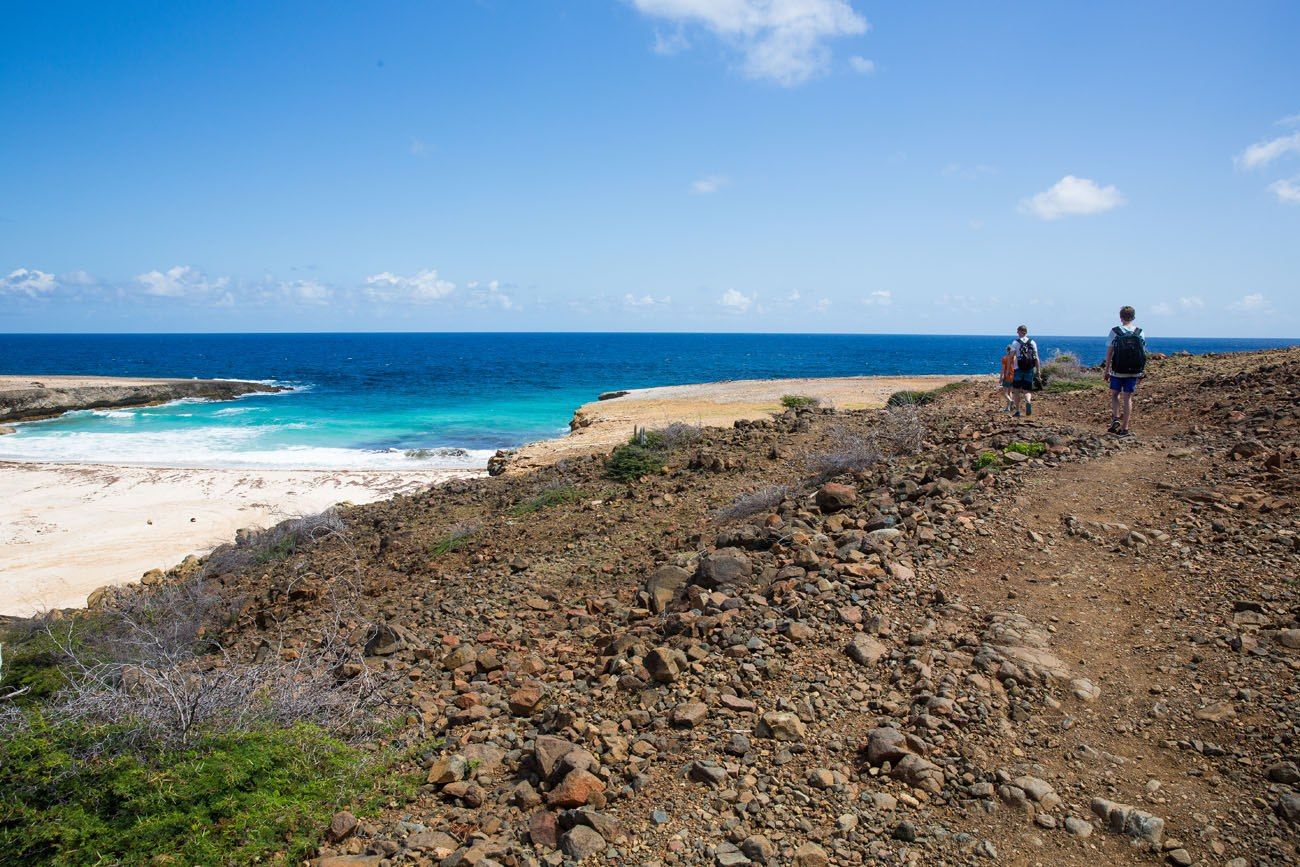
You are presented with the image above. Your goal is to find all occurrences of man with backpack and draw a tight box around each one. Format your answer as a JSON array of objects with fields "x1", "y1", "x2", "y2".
[
  {"x1": 1008, "y1": 325, "x2": 1039, "y2": 417},
  {"x1": 1104, "y1": 305, "x2": 1146, "y2": 438}
]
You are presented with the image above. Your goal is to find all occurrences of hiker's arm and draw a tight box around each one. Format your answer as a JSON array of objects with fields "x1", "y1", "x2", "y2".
[{"x1": 1103, "y1": 345, "x2": 1113, "y2": 376}]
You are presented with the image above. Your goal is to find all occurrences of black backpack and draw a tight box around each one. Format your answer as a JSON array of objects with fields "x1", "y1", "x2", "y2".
[
  {"x1": 1016, "y1": 338, "x2": 1038, "y2": 371},
  {"x1": 1111, "y1": 327, "x2": 1146, "y2": 375}
]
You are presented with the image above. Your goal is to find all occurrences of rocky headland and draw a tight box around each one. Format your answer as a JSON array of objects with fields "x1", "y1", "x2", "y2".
[
  {"x1": 0, "y1": 374, "x2": 283, "y2": 424},
  {"x1": 4, "y1": 349, "x2": 1299, "y2": 866}
]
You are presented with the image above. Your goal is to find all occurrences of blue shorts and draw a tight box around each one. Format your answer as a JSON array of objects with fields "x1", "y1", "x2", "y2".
[
  {"x1": 1012, "y1": 370, "x2": 1035, "y2": 391},
  {"x1": 1109, "y1": 375, "x2": 1138, "y2": 393}
]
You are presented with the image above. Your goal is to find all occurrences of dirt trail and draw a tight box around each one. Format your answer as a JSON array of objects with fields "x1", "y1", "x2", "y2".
[{"x1": 942, "y1": 433, "x2": 1277, "y2": 865}]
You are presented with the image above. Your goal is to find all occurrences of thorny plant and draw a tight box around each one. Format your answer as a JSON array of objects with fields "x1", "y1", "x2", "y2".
[{"x1": 2, "y1": 514, "x2": 386, "y2": 752}]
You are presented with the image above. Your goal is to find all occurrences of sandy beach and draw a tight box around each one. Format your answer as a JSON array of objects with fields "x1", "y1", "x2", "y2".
[
  {"x1": 0, "y1": 461, "x2": 475, "y2": 615},
  {"x1": 0, "y1": 372, "x2": 975, "y2": 615},
  {"x1": 503, "y1": 374, "x2": 975, "y2": 473}
]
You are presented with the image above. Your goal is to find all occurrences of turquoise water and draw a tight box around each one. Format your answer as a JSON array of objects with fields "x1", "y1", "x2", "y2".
[{"x1": 2, "y1": 332, "x2": 1295, "y2": 470}]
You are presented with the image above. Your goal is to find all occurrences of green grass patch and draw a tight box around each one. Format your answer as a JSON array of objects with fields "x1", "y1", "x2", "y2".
[
  {"x1": 0, "y1": 719, "x2": 414, "y2": 866},
  {"x1": 780, "y1": 394, "x2": 820, "y2": 409},
  {"x1": 1005, "y1": 441, "x2": 1047, "y2": 457},
  {"x1": 1, "y1": 627, "x2": 70, "y2": 705},
  {"x1": 509, "y1": 484, "x2": 584, "y2": 515},
  {"x1": 972, "y1": 450, "x2": 1000, "y2": 470},
  {"x1": 1044, "y1": 377, "x2": 1104, "y2": 394}
]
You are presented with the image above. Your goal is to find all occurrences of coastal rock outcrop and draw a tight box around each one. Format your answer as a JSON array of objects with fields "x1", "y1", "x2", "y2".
[{"x1": 0, "y1": 376, "x2": 283, "y2": 423}]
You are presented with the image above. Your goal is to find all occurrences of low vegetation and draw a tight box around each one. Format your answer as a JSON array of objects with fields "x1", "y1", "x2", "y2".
[
  {"x1": 429, "y1": 522, "x2": 479, "y2": 556},
  {"x1": 973, "y1": 450, "x2": 999, "y2": 470},
  {"x1": 780, "y1": 394, "x2": 820, "y2": 409},
  {"x1": 886, "y1": 381, "x2": 967, "y2": 407},
  {"x1": 0, "y1": 564, "x2": 398, "y2": 865},
  {"x1": 606, "y1": 424, "x2": 702, "y2": 482},
  {"x1": 204, "y1": 509, "x2": 345, "y2": 576},
  {"x1": 716, "y1": 483, "x2": 795, "y2": 522},
  {"x1": 1041, "y1": 350, "x2": 1105, "y2": 394},
  {"x1": 510, "y1": 482, "x2": 584, "y2": 515},
  {"x1": 1006, "y1": 440, "x2": 1047, "y2": 457}
]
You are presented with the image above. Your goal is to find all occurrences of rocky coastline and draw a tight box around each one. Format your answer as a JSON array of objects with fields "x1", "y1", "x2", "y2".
[{"x1": 0, "y1": 374, "x2": 284, "y2": 425}]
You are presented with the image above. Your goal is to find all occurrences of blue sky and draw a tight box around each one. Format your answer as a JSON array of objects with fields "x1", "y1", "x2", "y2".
[{"x1": 2, "y1": 0, "x2": 1297, "y2": 335}]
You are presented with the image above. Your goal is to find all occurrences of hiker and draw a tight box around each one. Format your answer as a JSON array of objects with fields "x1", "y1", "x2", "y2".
[
  {"x1": 1008, "y1": 325, "x2": 1039, "y2": 417},
  {"x1": 1104, "y1": 305, "x2": 1146, "y2": 437},
  {"x1": 999, "y1": 343, "x2": 1017, "y2": 412}
]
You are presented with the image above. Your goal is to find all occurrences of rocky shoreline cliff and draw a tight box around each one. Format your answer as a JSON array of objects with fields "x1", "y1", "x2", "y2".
[{"x1": 0, "y1": 375, "x2": 283, "y2": 425}]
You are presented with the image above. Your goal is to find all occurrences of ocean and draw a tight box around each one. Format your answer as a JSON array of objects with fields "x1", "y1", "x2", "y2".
[{"x1": 2, "y1": 332, "x2": 1295, "y2": 470}]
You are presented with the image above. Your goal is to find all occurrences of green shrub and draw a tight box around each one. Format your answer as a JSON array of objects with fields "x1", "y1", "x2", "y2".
[
  {"x1": 0, "y1": 719, "x2": 411, "y2": 866},
  {"x1": 1005, "y1": 441, "x2": 1046, "y2": 457},
  {"x1": 606, "y1": 442, "x2": 666, "y2": 482},
  {"x1": 780, "y1": 394, "x2": 820, "y2": 409},
  {"x1": 972, "y1": 450, "x2": 999, "y2": 470},
  {"x1": 510, "y1": 484, "x2": 584, "y2": 515}
]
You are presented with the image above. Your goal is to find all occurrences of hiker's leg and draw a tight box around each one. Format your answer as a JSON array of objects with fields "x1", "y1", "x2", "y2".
[
  {"x1": 1120, "y1": 391, "x2": 1134, "y2": 430},
  {"x1": 1110, "y1": 388, "x2": 1121, "y2": 421}
]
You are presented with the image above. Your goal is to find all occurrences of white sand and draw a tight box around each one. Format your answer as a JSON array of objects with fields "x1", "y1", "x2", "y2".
[{"x1": 0, "y1": 462, "x2": 479, "y2": 616}]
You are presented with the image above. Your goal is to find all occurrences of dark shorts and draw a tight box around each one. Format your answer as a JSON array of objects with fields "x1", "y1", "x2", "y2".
[
  {"x1": 1109, "y1": 375, "x2": 1138, "y2": 393},
  {"x1": 1001, "y1": 377, "x2": 1014, "y2": 389},
  {"x1": 1012, "y1": 370, "x2": 1035, "y2": 391}
]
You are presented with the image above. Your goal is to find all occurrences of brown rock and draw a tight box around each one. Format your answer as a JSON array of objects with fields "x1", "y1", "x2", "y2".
[
  {"x1": 815, "y1": 483, "x2": 857, "y2": 512},
  {"x1": 546, "y1": 769, "x2": 607, "y2": 808}
]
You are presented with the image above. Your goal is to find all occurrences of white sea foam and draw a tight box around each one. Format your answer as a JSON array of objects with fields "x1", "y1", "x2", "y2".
[
  {"x1": 0, "y1": 426, "x2": 493, "y2": 471},
  {"x1": 212, "y1": 406, "x2": 257, "y2": 417}
]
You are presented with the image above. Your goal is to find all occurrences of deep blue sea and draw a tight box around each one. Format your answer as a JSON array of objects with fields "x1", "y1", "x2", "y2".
[{"x1": 2, "y1": 333, "x2": 1296, "y2": 470}]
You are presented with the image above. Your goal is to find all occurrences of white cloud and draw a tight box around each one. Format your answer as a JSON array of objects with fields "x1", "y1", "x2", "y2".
[
  {"x1": 1178, "y1": 296, "x2": 1204, "y2": 310},
  {"x1": 364, "y1": 269, "x2": 455, "y2": 302},
  {"x1": 1021, "y1": 175, "x2": 1125, "y2": 221},
  {"x1": 786, "y1": 289, "x2": 801, "y2": 301},
  {"x1": 1236, "y1": 132, "x2": 1300, "y2": 170},
  {"x1": 624, "y1": 293, "x2": 671, "y2": 308},
  {"x1": 409, "y1": 138, "x2": 431, "y2": 158},
  {"x1": 862, "y1": 289, "x2": 891, "y2": 306},
  {"x1": 1149, "y1": 302, "x2": 1172, "y2": 316},
  {"x1": 1278, "y1": 113, "x2": 1300, "y2": 128},
  {"x1": 0, "y1": 268, "x2": 57, "y2": 297},
  {"x1": 630, "y1": 0, "x2": 869, "y2": 86},
  {"x1": 1228, "y1": 292, "x2": 1270, "y2": 313},
  {"x1": 848, "y1": 55, "x2": 874, "y2": 74},
  {"x1": 465, "y1": 279, "x2": 516, "y2": 311},
  {"x1": 720, "y1": 287, "x2": 754, "y2": 312},
  {"x1": 136, "y1": 265, "x2": 228, "y2": 298},
  {"x1": 692, "y1": 174, "x2": 729, "y2": 194},
  {"x1": 1268, "y1": 175, "x2": 1300, "y2": 203},
  {"x1": 284, "y1": 279, "x2": 332, "y2": 304},
  {"x1": 814, "y1": 297, "x2": 832, "y2": 312},
  {"x1": 652, "y1": 27, "x2": 690, "y2": 54}
]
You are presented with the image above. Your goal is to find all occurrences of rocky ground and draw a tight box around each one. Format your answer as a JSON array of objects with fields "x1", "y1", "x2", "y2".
[{"x1": 166, "y1": 348, "x2": 1299, "y2": 866}]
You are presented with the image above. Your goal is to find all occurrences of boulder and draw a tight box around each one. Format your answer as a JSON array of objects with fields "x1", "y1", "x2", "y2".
[
  {"x1": 646, "y1": 565, "x2": 691, "y2": 613},
  {"x1": 696, "y1": 548, "x2": 753, "y2": 589}
]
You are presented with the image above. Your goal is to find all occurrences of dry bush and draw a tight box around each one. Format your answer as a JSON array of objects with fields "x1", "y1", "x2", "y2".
[
  {"x1": 805, "y1": 426, "x2": 882, "y2": 480},
  {"x1": 653, "y1": 422, "x2": 704, "y2": 450},
  {"x1": 203, "y1": 509, "x2": 345, "y2": 578},
  {"x1": 12, "y1": 573, "x2": 381, "y2": 749},
  {"x1": 716, "y1": 484, "x2": 794, "y2": 522},
  {"x1": 879, "y1": 404, "x2": 926, "y2": 456}
]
